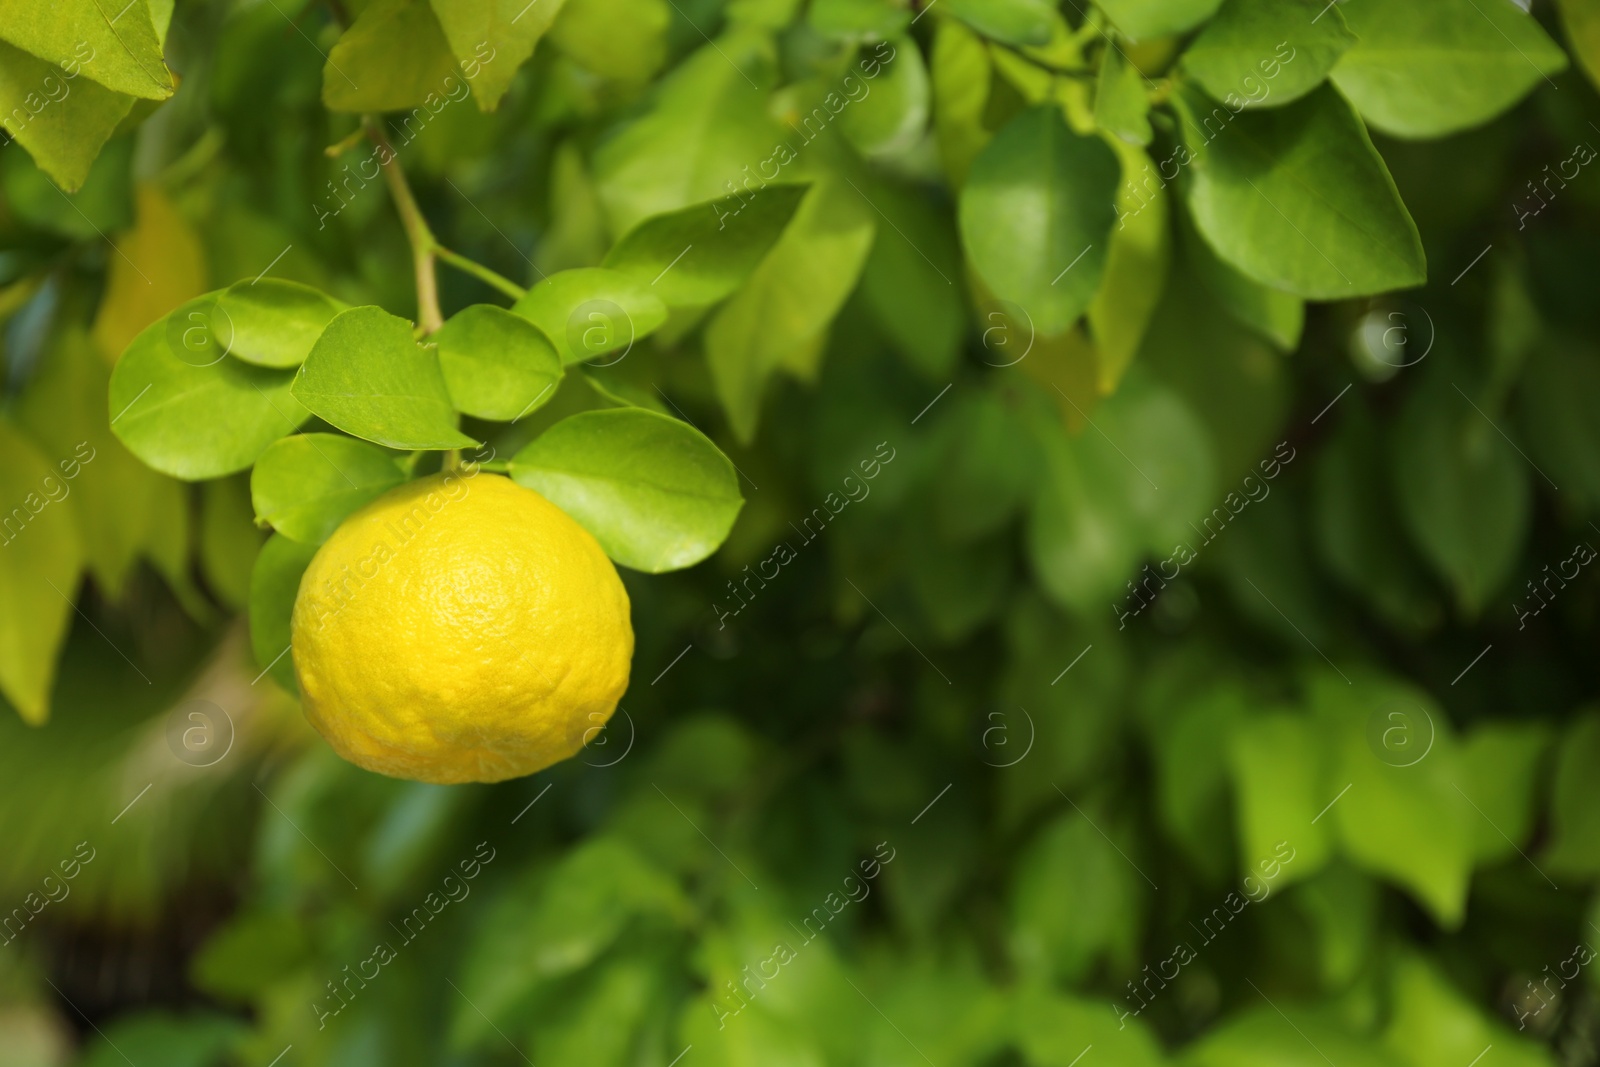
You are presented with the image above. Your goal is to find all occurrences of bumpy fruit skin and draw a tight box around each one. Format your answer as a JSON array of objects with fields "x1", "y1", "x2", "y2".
[{"x1": 290, "y1": 472, "x2": 633, "y2": 784}]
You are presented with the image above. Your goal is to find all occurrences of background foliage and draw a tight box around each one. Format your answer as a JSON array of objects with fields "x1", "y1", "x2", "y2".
[{"x1": 4, "y1": 0, "x2": 1600, "y2": 1065}]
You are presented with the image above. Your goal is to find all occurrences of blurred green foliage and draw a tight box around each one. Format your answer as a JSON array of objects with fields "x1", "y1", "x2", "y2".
[{"x1": 5, "y1": 0, "x2": 1600, "y2": 1065}]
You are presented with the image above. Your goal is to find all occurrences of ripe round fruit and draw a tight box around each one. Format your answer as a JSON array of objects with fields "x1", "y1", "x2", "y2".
[{"x1": 290, "y1": 471, "x2": 633, "y2": 784}]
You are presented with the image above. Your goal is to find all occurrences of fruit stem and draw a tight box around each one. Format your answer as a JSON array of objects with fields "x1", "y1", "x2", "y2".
[
  {"x1": 435, "y1": 246, "x2": 527, "y2": 301},
  {"x1": 365, "y1": 117, "x2": 445, "y2": 334}
]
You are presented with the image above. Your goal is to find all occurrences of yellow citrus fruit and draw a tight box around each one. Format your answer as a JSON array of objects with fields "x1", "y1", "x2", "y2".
[{"x1": 290, "y1": 471, "x2": 633, "y2": 784}]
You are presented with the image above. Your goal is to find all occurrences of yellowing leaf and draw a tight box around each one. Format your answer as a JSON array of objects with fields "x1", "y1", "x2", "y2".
[
  {"x1": 91, "y1": 182, "x2": 207, "y2": 363},
  {"x1": 0, "y1": 421, "x2": 85, "y2": 725}
]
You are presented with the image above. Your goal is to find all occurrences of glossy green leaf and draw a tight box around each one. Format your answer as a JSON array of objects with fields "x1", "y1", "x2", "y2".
[
  {"x1": 210, "y1": 279, "x2": 344, "y2": 369},
  {"x1": 706, "y1": 177, "x2": 876, "y2": 442},
  {"x1": 960, "y1": 107, "x2": 1121, "y2": 336},
  {"x1": 1331, "y1": 0, "x2": 1567, "y2": 140},
  {"x1": 510, "y1": 409, "x2": 743, "y2": 572},
  {"x1": 1094, "y1": 44, "x2": 1152, "y2": 146},
  {"x1": 942, "y1": 0, "x2": 1056, "y2": 46},
  {"x1": 1392, "y1": 375, "x2": 1530, "y2": 615},
  {"x1": 434, "y1": 304, "x2": 564, "y2": 420},
  {"x1": 250, "y1": 434, "x2": 407, "y2": 545},
  {"x1": 512, "y1": 268, "x2": 668, "y2": 366},
  {"x1": 0, "y1": 0, "x2": 173, "y2": 99},
  {"x1": 839, "y1": 38, "x2": 929, "y2": 158},
  {"x1": 0, "y1": 421, "x2": 84, "y2": 725},
  {"x1": 249, "y1": 534, "x2": 319, "y2": 694},
  {"x1": 109, "y1": 300, "x2": 308, "y2": 480},
  {"x1": 0, "y1": 40, "x2": 136, "y2": 192},
  {"x1": 601, "y1": 183, "x2": 809, "y2": 309},
  {"x1": 323, "y1": 0, "x2": 463, "y2": 113},
  {"x1": 1176, "y1": 83, "x2": 1426, "y2": 299},
  {"x1": 592, "y1": 33, "x2": 783, "y2": 235},
  {"x1": 1181, "y1": 0, "x2": 1355, "y2": 109},
  {"x1": 1097, "y1": 0, "x2": 1224, "y2": 41},
  {"x1": 1025, "y1": 413, "x2": 1141, "y2": 614},
  {"x1": 429, "y1": 0, "x2": 568, "y2": 111},
  {"x1": 1555, "y1": 0, "x2": 1600, "y2": 91},
  {"x1": 291, "y1": 305, "x2": 478, "y2": 450}
]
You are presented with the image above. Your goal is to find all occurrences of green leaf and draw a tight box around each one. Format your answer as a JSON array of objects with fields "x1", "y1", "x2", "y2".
[
  {"x1": 1555, "y1": 0, "x2": 1600, "y2": 91},
  {"x1": 1517, "y1": 341, "x2": 1600, "y2": 514},
  {"x1": 250, "y1": 434, "x2": 407, "y2": 545},
  {"x1": 839, "y1": 38, "x2": 929, "y2": 158},
  {"x1": 809, "y1": 0, "x2": 909, "y2": 41},
  {"x1": 14, "y1": 329, "x2": 166, "y2": 600},
  {"x1": 208, "y1": 279, "x2": 344, "y2": 369},
  {"x1": 1175, "y1": 83, "x2": 1426, "y2": 299},
  {"x1": 0, "y1": 421, "x2": 84, "y2": 725},
  {"x1": 199, "y1": 476, "x2": 262, "y2": 612},
  {"x1": 109, "y1": 300, "x2": 308, "y2": 480},
  {"x1": 434, "y1": 304, "x2": 564, "y2": 420},
  {"x1": 942, "y1": 0, "x2": 1056, "y2": 46},
  {"x1": 291, "y1": 306, "x2": 478, "y2": 450},
  {"x1": 429, "y1": 0, "x2": 568, "y2": 112},
  {"x1": 548, "y1": 0, "x2": 670, "y2": 80},
  {"x1": 1330, "y1": 0, "x2": 1568, "y2": 140},
  {"x1": 323, "y1": 0, "x2": 463, "y2": 113},
  {"x1": 1188, "y1": 1008, "x2": 1408, "y2": 1067},
  {"x1": 249, "y1": 534, "x2": 318, "y2": 694},
  {"x1": 1177, "y1": 201, "x2": 1303, "y2": 351},
  {"x1": 930, "y1": 18, "x2": 993, "y2": 185},
  {"x1": 79, "y1": 1013, "x2": 244, "y2": 1067},
  {"x1": 1014, "y1": 987, "x2": 1166, "y2": 1067},
  {"x1": 1094, "y1": 44, "x2": 1152, "y2": 146},
  {"x1": 190, "y1": 910, "x2": 310, "y2": 1003},
  {"x1": 601, "y1": 183, "x2": 809, "y2": 309},
  {"x1": 0, "y1": 0, "x2": 173, "y2": 100},
  {"x1": 706, "y1": 177, "x2": 876, "y2": 442},
  {"x1": 1312, "y1": 673, "x2": 1474, "y2": 927},
  {"x1": 1383, "y1": 955, "x2": 1556, "y2": 1067},
  {"x1": 858, "y1": 178, "x2": 966, "y2": 380},
  {"x1": 1181, "y1": 0, "x2": 1355, "y2": 109},
  {"x1": 1089, "y1": 143, "x2": 1168, "y2": 391},
  {"x1": 1008, "y1": 808, "x2": 1144, "y2": 984},
  {"x1": 1096, "y1": 0, "x2": 1224, "y2": 41},
  {"x1": 510, "y1": 409, "x2": 743, "y2": 572},
  {"x1": 1227, "y1": 713, "x2": 1332, "y2": 890},
  {"x1": 512, "y1": 268, "x2": 668, "y2": 366},
  {"x1": 1545, "y1": 712, "x2": 1600, "y2": 876},
  {"x1": 0, "y1": 40, "x2": 136, "y2": 192},
  {"x1": 592, "y1": 33, "x2": 784, "y2": 235},
  {"x1": 960, "y1": 107, "x2": 1120, "y2": 336},
  {"x1": 1457, "y1": 722, "x2": 1549, "y2": 865},
  {"x1": 453, "y1": 837, "x2": 688, "y2": 1048},
  {"x1": 1392, "y1": 374, "x2": 1530, "y2": 614}
]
